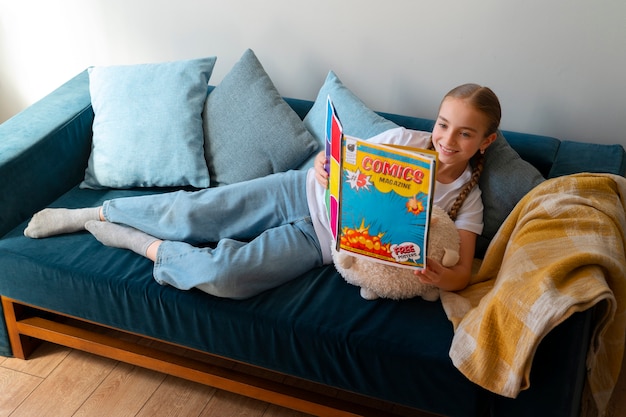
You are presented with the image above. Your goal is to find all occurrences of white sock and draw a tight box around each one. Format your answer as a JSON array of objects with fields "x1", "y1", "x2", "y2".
[
  {"x1": 85, "y1": 220, "x2": 158, "y2": 257},
  {"x1": 24, "y1": 207, "x2": 101, "y2": 238}
]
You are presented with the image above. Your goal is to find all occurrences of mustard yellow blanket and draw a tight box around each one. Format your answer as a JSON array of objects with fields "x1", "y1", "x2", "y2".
[{"x1": 440, "y1": 173, "x2": 626, "y2": 415}]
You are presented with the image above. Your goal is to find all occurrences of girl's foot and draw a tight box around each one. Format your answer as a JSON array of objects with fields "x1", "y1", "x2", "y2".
[
  {"x1": 85, "y1": 220, "x2": 158, "y2": 257},
  {"x1": 24, "y1": 207, "x2": 101, "y2": 238}
]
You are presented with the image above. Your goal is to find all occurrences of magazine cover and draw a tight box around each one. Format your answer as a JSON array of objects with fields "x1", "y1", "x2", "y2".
[{"x1": 325, "y1": 97, "x2": 437, "y2": 269}]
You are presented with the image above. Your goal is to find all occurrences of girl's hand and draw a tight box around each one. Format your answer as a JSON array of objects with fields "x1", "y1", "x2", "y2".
[
  {"x1": 314, "y1": 151, "x2": 329, "y2": 188},
  {"x1": 415, "y1": 257, "x2": 444, "y2": 286},
  {"x1": 414, "y1": 230, "x2": 477, "y2": 292}
]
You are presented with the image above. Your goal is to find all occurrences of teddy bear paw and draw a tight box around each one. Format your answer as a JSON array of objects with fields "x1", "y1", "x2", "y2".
[
  {"x1": 441, "y1": 248, "x2": 460, "y2": 267},
  {"x1": 360, "y1": 287, "x2": 380, "y2": 300}
]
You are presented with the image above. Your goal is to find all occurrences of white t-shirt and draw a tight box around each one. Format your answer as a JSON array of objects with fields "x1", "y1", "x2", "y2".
[{"x1": 306, "y1": 127, "x2": 484, "y2": 264}]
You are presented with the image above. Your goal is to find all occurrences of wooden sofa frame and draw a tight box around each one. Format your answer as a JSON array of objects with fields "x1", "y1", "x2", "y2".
[{"x1": 2, "y1": 296, "x2": 435, "y2": 417}]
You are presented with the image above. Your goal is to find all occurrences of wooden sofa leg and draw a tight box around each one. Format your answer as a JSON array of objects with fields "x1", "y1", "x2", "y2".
[{"x1": 1, "y1": 296, "x2": 39, "y2": 359}]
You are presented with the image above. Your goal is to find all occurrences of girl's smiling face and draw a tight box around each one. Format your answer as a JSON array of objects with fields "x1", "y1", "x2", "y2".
[{"x1": 431, "y1": 97, "x2": 496, "y2": 173}]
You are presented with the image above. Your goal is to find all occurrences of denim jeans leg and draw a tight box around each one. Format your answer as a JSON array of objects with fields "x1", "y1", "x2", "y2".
[
  {"x1": 154, "y1": 217, "x2": 322, "y2": 299},
  {"x1": 102, "y1": 170, "x2": 311, "y2": 244}
]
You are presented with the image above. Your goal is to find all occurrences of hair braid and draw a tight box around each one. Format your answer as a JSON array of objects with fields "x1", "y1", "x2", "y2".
[{"x1": 448, "y1": 152, "x2": 485, "y2": 221}]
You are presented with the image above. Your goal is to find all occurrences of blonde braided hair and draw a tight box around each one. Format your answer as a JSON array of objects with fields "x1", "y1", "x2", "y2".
[
  {"x1": 449, "y1": 152, "x2": 485, "y2": 221},
  {"x1": 430, "y1": 84, "x2": 501, "y2": 221}
]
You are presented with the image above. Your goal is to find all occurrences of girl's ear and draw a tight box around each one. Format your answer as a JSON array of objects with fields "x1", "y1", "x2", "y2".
[{"x1": 481, "y1": 132, "x2": 498, "y2": 153}]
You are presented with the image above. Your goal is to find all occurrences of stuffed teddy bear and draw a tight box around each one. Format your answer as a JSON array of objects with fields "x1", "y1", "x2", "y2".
[{"x1": 331, "y1": 205, "x2": 460, "y2": 301}]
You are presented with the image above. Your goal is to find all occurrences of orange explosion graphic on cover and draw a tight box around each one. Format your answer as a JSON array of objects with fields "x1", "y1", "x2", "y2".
[
  {"x1": 340, "y1": 220, "x2": 392, "y2": 258},
  {"x1": 406, "y1": 195, "x2": 425, "y2": 215}
]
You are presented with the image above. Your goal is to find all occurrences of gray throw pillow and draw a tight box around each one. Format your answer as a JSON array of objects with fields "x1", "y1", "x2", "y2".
[
  {"x1": 476, "y1": 132, "x2": 545, "y2": 256},
  {"x1": 203, "y1": 49, "x2": 319, "y2": 186}
]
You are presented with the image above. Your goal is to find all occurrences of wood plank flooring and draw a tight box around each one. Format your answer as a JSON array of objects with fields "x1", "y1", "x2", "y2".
[
  {"x1": 0, "y1": 342, "x2": 312, "y2": 417},
  {"x1": 1, "y1": 340, "x2": 625, "y2": 417}
]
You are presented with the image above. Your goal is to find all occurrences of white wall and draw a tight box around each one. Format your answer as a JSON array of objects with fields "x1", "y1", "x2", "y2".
[{"x1": 1, "y1": 0, "x2": 625, "y2": 145}]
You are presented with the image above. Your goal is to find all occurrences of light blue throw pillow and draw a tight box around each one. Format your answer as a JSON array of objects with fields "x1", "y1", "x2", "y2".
[
  {"x1": 81, "y1": 56, "x2": 217, "y2": 189},
  {"x1": 303, "y1": 71, "x2": 398, "y2": 147},
  {"x1": 203, "y1": 49, "x2": 319, "y2": 186}
]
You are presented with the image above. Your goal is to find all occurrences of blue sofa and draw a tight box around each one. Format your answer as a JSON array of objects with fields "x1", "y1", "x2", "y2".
[{"x1": 1, "y1": 70, "x2": 625, "y2": 417}]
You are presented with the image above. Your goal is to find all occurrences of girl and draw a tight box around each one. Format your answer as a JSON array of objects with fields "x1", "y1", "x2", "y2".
[
  {"x1": 24, "y1": 83, "x2": 500, "y2": 299},
  {"x1": 317, "y1": 84, "x2": 500, "y2": 291}
]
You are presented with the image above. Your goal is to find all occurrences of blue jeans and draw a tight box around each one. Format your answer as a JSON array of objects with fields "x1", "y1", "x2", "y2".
[{"x1": 102, "y1": 170, "x2": 323, "y2": 299}]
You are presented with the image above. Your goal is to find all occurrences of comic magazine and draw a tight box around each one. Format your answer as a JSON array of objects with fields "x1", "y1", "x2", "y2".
[{"x1": 325, "y1": 97, "x2": 437, "y2": 270}]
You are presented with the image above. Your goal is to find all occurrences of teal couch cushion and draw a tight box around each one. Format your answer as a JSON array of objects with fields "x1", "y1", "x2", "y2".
[{"x1": 549, "y1": 140, "x2": 626, "y2": 178}]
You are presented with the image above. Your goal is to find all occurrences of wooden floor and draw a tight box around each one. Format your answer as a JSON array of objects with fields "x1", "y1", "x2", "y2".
[
  {"x1": 1, "y1": 340, "x2": 625, "y2": 417},
  {"x1": 0, "y1": 341, "x2": 313, "y2": 417}
]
